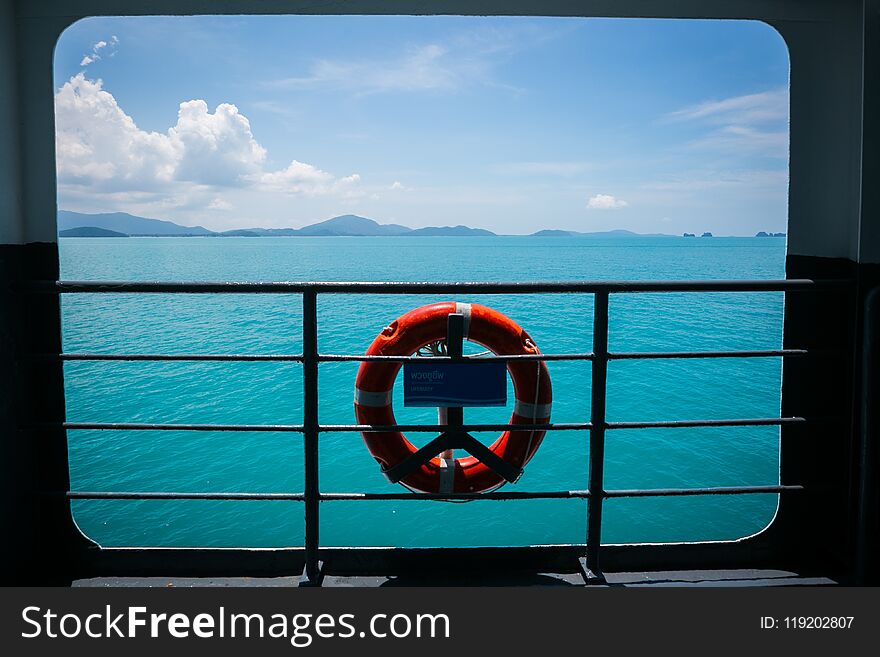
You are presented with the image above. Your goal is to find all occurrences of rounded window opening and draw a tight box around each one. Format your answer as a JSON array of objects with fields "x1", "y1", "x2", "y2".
[{"x1": 54, "y1": 15, "x2": 790, "y2": 549}]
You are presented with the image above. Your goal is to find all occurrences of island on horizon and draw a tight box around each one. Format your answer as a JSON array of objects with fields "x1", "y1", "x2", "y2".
[{"x1": 59, "y1": 226, "x2": 128, "y2": 238}]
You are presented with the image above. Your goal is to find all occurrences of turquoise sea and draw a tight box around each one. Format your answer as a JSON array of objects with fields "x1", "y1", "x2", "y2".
[{"x1": 59, "y1": 235, "x2": 786, "y2": 548}]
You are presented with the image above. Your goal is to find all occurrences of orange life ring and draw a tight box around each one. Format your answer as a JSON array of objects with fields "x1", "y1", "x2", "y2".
[{"x1": 354, "y1": 302, "x2": 552, "y2": 494}]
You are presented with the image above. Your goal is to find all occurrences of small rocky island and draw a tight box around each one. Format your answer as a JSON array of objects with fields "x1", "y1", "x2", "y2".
[
  {"x1": 701, "y1": 232, "x2": 713, "y2": 237},
  {"x1": 59, "y1": 226, "x2": 128, "y2": 237},
  {"x1": 755, "y1": 231, "x2": 787, "y2": 237}
]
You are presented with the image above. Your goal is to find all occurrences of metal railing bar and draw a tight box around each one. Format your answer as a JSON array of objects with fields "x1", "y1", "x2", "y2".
[
  {"x1": 39, "y1": 278, "x2": 851, "y2": 295},
  {"x1": 586, "y1": 291, "x2": 609, "y2": 575},
  {"x1": 322, "y1": 422, "x2": 592, "y2": 433},
  {"x1": 321, "y1": 490, "x2": 590, "y2": 501},
  {"x1": 65, "y1": 490, "x2": 588, "y2": 501},
  {"x1": 59, "y1": 422, "x2": 306, "y2": 432},
  {"x1": 606, "y1": 417, "x2": 805, "y2": 430},
  {"x1": 301, "y1": 289, "x2": 321, "y2": 584},
  {"x1": 320, "y1": 352, "x2": 594, "y2": 362},
  {"x1": 47, "y1": 352, "x2": 590, "y2": 363},
  {"x1": 64, "y1": 485, "x2": 801, "y2": 502},
  {"x1": 56, "y1": 353, "x2": 305, "y2": 362},
  {"x1": 604, "y1": 484, "x2": 803, "y2": 498},
  {"x1": 609, "y1": 349, "x2": 808, "y2": 360},
  {"x1": 50, "y1": 421, "x2": 591, "y2": 433},
  {"x1": 67, "y1": 491, "x2": 306, "y2": 501},
  {"x1": 47, "y1": 349, "x2": 813, "y2": 363},
  {"x1": 53, "y1": 418, "x2": 801, "y2": 433}
]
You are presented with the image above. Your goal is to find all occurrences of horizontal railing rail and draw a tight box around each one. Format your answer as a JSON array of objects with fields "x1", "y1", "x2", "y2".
[
  {"x1": 54, "y1": 421, "x2": 592, "y2": 433},
  {"x1": 50, "y1": 349, "x2": 814, "y2": 362},
  {"x1": 62, "y1": 484, "x2": 804, "y2": 503},
  {"x1": 34, "y1": 278, "x2": 850, "y2": 294},
  {"x1": 608, "y1": 349, "x2": 808, "y2": 359},
  {"x1": 42, "y1": 278, "x2": 841, "y2": 584},
  {"x1": 56, "y1": 353, "x2": 306, "y2": 362},
  {"x1": 54, "y1": 418, "x2": 803, "y2": 433}
]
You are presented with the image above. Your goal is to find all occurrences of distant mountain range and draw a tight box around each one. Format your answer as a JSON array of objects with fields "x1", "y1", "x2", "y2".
[
  {"x1": 58, "y1": 211, "x2": 214, "y2": 236},
  {"x1": 58, "y1": 211, "x2": 498, "y2": 237},
  {"x1": 58, "y1": 226, "x2": 129, "y2": 238},
  {"x1": 531, "y1": 228, "x2": 672, "y2": 238},
  {"x1": 60, "y1": 210, "x2": 767, "y2": 239}
]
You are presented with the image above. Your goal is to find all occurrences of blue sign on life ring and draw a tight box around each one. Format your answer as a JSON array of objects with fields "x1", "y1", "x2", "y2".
[{"x1": 403, "y1": 361, "x2": 507, "y2": 407}]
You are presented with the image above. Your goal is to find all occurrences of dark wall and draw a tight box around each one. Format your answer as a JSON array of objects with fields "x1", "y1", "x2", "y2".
[
  {"x1": 0, "y1": 242, "x2": 94, "y2": 585},
  {"x1": 779, "y1": 255, "x2": 880, "y2": 584}
]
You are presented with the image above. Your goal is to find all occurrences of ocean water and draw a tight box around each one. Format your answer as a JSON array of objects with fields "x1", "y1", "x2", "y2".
[{"x1": 59, "y1": 235, "x2": 786, "y2": 548}]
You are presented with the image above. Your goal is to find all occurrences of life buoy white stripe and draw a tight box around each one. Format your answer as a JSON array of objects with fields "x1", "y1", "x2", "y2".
[
  {"x1": 354, "y1": 387, "x2": 393, "y2": 407},
  {"x1": 513, "y1": 400, "x2": 552, "y2": 419},
  {"x1": 439, "y1": 457, "x2": 456, "y2": 493},
  {"x1": 454, "y1": 302, "x2": 471, "y2": 338}
]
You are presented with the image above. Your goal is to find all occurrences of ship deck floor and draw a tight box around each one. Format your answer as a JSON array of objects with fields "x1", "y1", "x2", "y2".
[{"x1": 72, "y1": 569, "x2": 837, "y2": 587}]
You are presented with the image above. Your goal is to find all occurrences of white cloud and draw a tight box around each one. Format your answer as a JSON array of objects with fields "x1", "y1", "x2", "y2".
[
  {"x1": 256, "y1": 161, "x2": 360, "y2": 195},
  {"x1": 587, "y1": 193, "x2": 628, "y2": 210},
  {"x1": 257, "y1": 160, "x2": 331, "y2": 190},
  {"x1": 55, "y1": 74, "x2": 177, "y2": 189},
  {"x1": 79, "y1": 37, "x2": 119, "y2": 68},
  {"x1": 666, "y1": 87, "x2": 789, "y2": 158},
  {"x1": 208, "y1": 198, "x2": 233, "y2": 211},
  {"x1": 264, "y1": 23, "x2": 556, "y2": 96},
  {"x1": 55, "y1": 73, "x2": 359, "y2": 202},
  {"x1": 390, "y1": 181, "x2": 405, "y2": 190},
  {"x1": 688, "y1": 125, "x2": 788, "y2": 157},
  {"x1": 169, "y1": 100, "x2": 266, "y2": 186},
  {"x1": 270, "y1": 44, "x2": 470, "y2": 94},
  {"x1": 666, "y1": 88, "x2": 788, "y2": 125}
]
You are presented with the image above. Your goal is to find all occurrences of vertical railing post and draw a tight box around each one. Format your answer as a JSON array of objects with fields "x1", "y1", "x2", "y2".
[
  {"x1": 437, "y1": 313, "x2": 465, "y2": 484},
  {"x1": 444, "y1": 313, "x2": 465, "y2": 428},
  {"x1": 583, "y1": 291, "x2": 609, "y2": 583},
  {"x1": 300, "y1": 289, "x2": 322, "y2": 586}
]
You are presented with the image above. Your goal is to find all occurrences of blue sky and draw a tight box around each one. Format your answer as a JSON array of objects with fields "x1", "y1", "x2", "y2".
[{"x1": 54, "y1": 16, "x2": 789, "y2": 235}]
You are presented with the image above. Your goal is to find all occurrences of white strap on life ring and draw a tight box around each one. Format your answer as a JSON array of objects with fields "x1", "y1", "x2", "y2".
[
  {"x1": 454, "y1": 302, "x2": 471, "y2": 338},
  {"x1": 439, "y1": 457, "x2": 456, "y2": 493},
  {"x1": 354, "y1": 387, "x2": 393, "y2": 407},
  {"x1": 513, "y1": 399, "x2": 552, "y2": 418}
]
